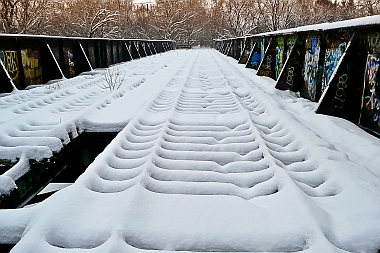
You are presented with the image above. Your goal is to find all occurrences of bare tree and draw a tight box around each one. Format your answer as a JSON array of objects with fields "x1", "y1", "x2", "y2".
[
  {"x1": 0, "y1": 0, "x2": 52, "y2": 34},
  {"x1": 356, "y1": 0, "x2": 380, "y2": 15},
  {"x1": 148, "y1": 0, "x2": 197, "y2": 41},
  {"x1": 254, "y1": 0, "x2": 298, "y2": 31},
  {"x1": 68, "y1": 0, "x2": 119, "y2": 38}
]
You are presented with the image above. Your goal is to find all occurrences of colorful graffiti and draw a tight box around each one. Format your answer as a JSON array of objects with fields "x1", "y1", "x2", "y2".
[
  {"x1": 360, "y1": 54, "x2": 380, "y2": 133},
  {"x1": 275, "y1": 40, "x2": 302, "y2": 92},
  {"x1": 320, "y1": 33, "x2": 352, "y2": 95},
  {"x1": 0, "y1": 50, "x2": 20, "y2": 81},
  {"x1": 62, "y1": 47, "x2": 76, "y2": 77},
  {"x1": 21, "y1": 49, "x2": 43, "y2": 85},
  {"x1": 322, "y1": 42, "x2": 346, "y2": 94},
  {"x1": 275, "y1": 37, "x2": 284, "y2": 80},
  {"x1": 68, "y1": 50, "x2": 75, "y2": 76},
  {"x1": 249, "y1": 40, "x2": 262, "y2": 69},
  {"x1": 302, "y1": 35, "x2": 321, "y2": 101}
]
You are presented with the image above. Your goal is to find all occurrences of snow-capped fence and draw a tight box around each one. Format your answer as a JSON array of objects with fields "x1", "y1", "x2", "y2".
[
  {"x1": 217, "y1": 15, "x2": 380, "y2": 137},
  {"x1": 0, "y1": 35, "x2": 173, "y2": 94}
]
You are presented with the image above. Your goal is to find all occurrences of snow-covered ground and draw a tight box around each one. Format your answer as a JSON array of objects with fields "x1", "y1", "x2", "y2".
[{"x1": 1, "y1": 49, "x2": 380, "y2": 252}]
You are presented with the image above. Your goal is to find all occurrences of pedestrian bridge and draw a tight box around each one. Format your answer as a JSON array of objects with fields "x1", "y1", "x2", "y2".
[
  {"x1": 1, "y1": 47, "x2": 380, "y2": 253},
  {"x1": 0, "y1": 16, "x2": 380, "y2": 253}
]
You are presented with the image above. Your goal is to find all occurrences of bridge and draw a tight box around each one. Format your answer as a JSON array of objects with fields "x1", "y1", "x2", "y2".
[{"x1": 0, "y1": 15, "x2": 380, "y2": 253}]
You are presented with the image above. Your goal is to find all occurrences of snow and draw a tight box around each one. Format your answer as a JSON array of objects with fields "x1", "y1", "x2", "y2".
[
  {"x1": 247, "y1": 14, "x2": 380, "y2": 38},
  {"x1": 1, "y1": 49, "x2": 380, "y2": 252},
  {"x1": 37, "y1": 183, "x2": 72, "y2": 195}
]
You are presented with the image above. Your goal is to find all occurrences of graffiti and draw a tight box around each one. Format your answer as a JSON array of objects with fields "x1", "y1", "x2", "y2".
[
  {"x1": 321, "y1": 32, "x2": 351, "y2": 94},
  {"x1": 68, "y1": 51, "x2": 74, "y2": 67},
  {"x1": 275, "y1": 37, "x2": 284, "y2": 80},
  {"x1": 21, "y1": 49, "x2": 43, "y2": 85},
  {"x1": 334, "y1": 74, "x2": 348, "y2": 109},
  {"x1": 360, "y1": 54, "x2": 380, "y2": 133},
  {"x1": 368, "y1": 33, "x2": 380, "y2": 52},
  {"x1": 258, "y1": 70, "x2": 273, "y2": 76},
  {"x1": 266, "y1": 55, "x2": 272, "y2": 70},
  {"x1": 286, "y1": 36, "x2": 297, "y2": 59},
  {"x1": 68, "y1": 50, "x2": 75, "y2": 76},
  {"x1": 322, "y1": 39, "x2": 348, "y2": 94},
  {"x1": 302, "y1": 35, "x2": 320, "y2": 101},
  {"x1": 0, "y1": 50, "x2": 20, "y2": 81},
  {"x1": 251, "y1": 52, "x2": 261, "y2": 69},
  {"x1": 286, "y1": 67, "x2": 295, "y2": 88}
]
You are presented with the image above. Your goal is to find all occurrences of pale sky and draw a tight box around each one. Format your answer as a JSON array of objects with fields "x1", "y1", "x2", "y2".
[{"x1": 133, "y1": 0, "x2": 155, "y2": 4}]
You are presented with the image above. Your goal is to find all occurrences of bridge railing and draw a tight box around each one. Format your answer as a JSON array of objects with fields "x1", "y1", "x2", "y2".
[
  {"x1": 216, "y1": 15, "x2": 380, "y2": 137},
  {"x1": 0, "y1": 35, "x2": 173, "y2": 94}
]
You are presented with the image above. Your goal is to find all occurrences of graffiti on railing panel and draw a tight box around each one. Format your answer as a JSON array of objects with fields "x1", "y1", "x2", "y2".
[
  {"x1": 275, "y1": 39, "x2": 303, "y2": 92},
  {"x1": 322, "y1": 42, "x2": 346, "y2": 94},
  {"x1": 251, "y1": 52, "x2": 261, "y2": 69},
  {"x1": 0, "y1": 50, "x2": 20, "y2": 81},
  {"x1": 368, "y1": 33, "x2": 380, "y2": 53},
  {"x1": 63, "y1": 47, "x2": 75, "y2": 77},
  {"x1": 360, "y1": 54, "x2": 380, "y2": 133},
  {"x1": 21, "y1": 49, "x2": 43, "y2": 85},
  {"x1": 275, "y1": 37, "x2": 284, "y2": 80},
  {"x1": 333, "y1": 74, "x2": 348, "y2": 109},
  {"x1": 286, "y1": 67, "x2": 295, "y2": 88},
  {"x1": 286, "y1": 36, "x2": 297, "y2": 59},
  {"x1": 258, "y1": 50, "x2": 274, "y2": 78},
  {"x1": 321, "y1": 33, "x2": 351, "y2": 95},
  {"x1": 302, "y1": 35, "x2": 321, "y2": 101}
]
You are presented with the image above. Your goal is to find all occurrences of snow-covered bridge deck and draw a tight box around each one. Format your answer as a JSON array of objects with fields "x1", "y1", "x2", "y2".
[{"x1": 1, "y1": 49, "x2": 380, "y2": 252}]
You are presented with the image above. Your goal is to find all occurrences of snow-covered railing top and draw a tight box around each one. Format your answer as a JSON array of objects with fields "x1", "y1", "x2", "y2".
[
  {"x1": 217, "y1": 14, "x2": 380, "y2": 139},
  {"x1": 217, "y1": 14, "x2": 380, "y2": 41},
  {"x1": 255, "y1": 15, "x2": 380, "y2": 37}
]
